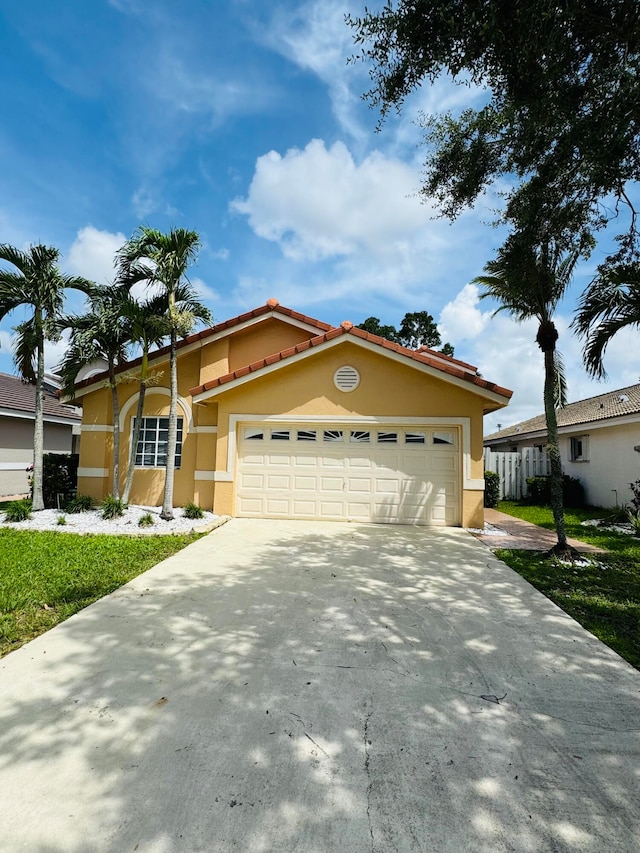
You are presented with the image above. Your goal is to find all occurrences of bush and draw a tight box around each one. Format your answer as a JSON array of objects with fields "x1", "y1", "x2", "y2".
[
  {"x1": 483, "y1": 471, "x2": 500, "y2": 508},
  {"x1": 525, "y1": 475, "x2": 585, "y2": 508},
  {"x1": 57, "y1": 515, "x2": 67, "y2": 526},
  {"x1": 182, "y1": 501, "x2": 204, "y2": 520},
  {"x1": 101, "y1": 495, "x2": 125, "y2": 520},
  {"x1": 627, "y1": 509, "x2": 640, "y2": 536},
  {"x1": 29, "y1": 453, "x2": 79, "y2": 509},
  {"x1": 65, "y1": 494, "x2": 94, "y2": 513},
  {"x1": 629, "y1": 480, "x2": 640, "y2": 513},
  {"x1": 138, "y1": 512, "x2": 155, "y2": 528},
  {"x1": 4, "y1": 499, "x2": 33, "y2": 522}
]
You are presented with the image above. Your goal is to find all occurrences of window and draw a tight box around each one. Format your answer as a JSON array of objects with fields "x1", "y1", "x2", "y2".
[
  {"x1": 323, "y1": 429, "x2": 343, "y2": 442},
  {"x1": 350, "y1": 430, "x2": 370, "y2": 443},
  {"x1": 244, "y1": 427, "x2": 264, "y2": 441},
  {"x1": 570, "y1": 435, "x2": 589, "y2": 462},
  {"x1": 405, "y1": 431, "x2": 426, "y2": 444},
  {"x1": 377, "y1": 431, "x2": 398, "y2": 444},
  {"x1": 134, "y1": 417, "x2": 183, "y2": 468},
  {"x1": 432, "y1": 431, "x2": 454, "y2": 446},
  {"x1": 297, "y1": 429, "x2": 317, "y2": 442},
  {"x1": 270, "y1": 429, "x2": 290, "y2": 441}
]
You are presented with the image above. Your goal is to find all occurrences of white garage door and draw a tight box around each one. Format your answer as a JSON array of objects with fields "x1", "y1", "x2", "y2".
[{"x1": 236, "y1": 423, "x2": 460, "y2": 526}]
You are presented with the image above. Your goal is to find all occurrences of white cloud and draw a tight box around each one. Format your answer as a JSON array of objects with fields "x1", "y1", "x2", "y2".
[
  {"x1": 264, "y1": 1, "x2": 368, "y2": 144},
  {"x1": 232, "y1": 139, "x2": 439, "y2": 262},
  {"x1": 438, "y1": 284, "x2": 489, "y2": 343},
  {"x1": 0, "y1": 329, "x2": 15, "y2": 358},
  {"x1": 190, "y1": 277, "x2": 220, "y2": 303},
  {"x1": 65, "y1": 226, "x2": 126, "y2": 285}
]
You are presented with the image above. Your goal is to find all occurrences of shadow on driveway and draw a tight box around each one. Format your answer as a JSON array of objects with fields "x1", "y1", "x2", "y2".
[{"x1": 0, "y1": 520, "x2": 638, "y2": 852}]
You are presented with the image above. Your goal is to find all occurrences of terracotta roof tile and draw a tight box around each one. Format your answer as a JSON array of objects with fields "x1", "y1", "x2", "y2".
[
  {"x1": 75, "y1": 300, "x2": 334, "y2": 392},
  {"x1": 485, "y1": 383, "x2": 640, "y2": 442},
  {"x1": 189, "y1": 326, "x2": 513, "y2": 400}
]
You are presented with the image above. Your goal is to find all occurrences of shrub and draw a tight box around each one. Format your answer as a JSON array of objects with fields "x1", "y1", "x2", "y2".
[
  {"x1": 57, "y1": 515, "x2": 67, "y2": 526},
  {"x1": 30, "y1": 453, "x2": 79, "y2": 509},
  {"x1": 629, "y1": 480, "x2": 640, "y2": 513},
  {"x1": 483, "y1": 471, "x2": 500, "y2": 508},
  {"x1": 182, "y1": 501, "x2": 204, "y2": 520},
  {"x1": 4, "y1": 499, "x2": 33, "y2": 522},
  {"x1": 525, "y1": 475, "x2": 585, "y2": 507},
  {"x1": 138, "y1": 512, "x2": 155, "y2": 528},
  {"x1": 627, "y1": 509, "x2": 640, "y2": 536},
  {"x1": 65, "y1": 494, "x2": 94, "y2": 513},
  {"x1": 101, "y1": 495, "x2": 125, "y2": 519}
]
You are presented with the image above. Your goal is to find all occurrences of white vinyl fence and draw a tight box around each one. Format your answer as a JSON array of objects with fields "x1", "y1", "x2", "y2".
[{"x1": 484, "y1": 447, "x2": 551, "y2": 500}]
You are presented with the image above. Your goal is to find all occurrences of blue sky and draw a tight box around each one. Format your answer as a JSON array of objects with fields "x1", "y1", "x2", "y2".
[{"x1": 1, "y1": 0, "x2": 637, "y2": 432}]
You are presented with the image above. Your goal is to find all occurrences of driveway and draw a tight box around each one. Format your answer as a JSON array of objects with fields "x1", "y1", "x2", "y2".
[{"x1": 1, "y1": 519, "x2": 639, "y2": 852}]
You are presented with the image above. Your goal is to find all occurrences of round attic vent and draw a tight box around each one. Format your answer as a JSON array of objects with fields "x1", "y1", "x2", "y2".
[{"x1": 334, "y1": 365, "x2": 360, "y2": 392}]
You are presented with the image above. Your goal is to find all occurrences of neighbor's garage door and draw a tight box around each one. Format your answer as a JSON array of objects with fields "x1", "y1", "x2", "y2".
[{"x1": 236, "y1": 423, "x2": 460, "y2": 526}]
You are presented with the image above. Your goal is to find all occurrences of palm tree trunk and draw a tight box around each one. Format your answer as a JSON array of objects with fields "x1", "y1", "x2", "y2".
[
  {"x1": 109, "y1": 366, "x2": 121, "y2": 498},
  {"x1": 122, "y1": 381, "x2": 146, "y2": 506},
  {"x1": 32, "y1": 324, "x2": 45, "y2": 512},
  {"x1": 161, "y1": 327, "x2": 178, "y2": 520},
  {"x1": 543, "y1": 347, "x2": 568, "y2": 551}
]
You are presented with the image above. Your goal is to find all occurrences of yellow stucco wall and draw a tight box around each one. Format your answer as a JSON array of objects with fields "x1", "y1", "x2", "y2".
[
  {"x1": 228, "y1": 319, "x2": 315, "y2": 372},
  {"x1": 77, "y1": 327, "x2": 499, "y2": 526}
]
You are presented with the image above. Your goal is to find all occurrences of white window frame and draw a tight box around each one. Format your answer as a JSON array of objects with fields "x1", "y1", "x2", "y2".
[
  {"x1": 133, "y1": 416, "x2": 184, "y2": 468},
  {"x1": 569, "y1": 434, "x2": 589, "y2": 462}
]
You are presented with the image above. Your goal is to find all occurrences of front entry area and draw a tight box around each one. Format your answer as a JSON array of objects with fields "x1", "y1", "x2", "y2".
[{"x1": 235, "y1": 421, "x2": 461, "y2": 525}]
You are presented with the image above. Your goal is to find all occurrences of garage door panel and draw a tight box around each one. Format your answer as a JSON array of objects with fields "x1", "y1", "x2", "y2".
[{"x1": 237, "y1": 423, "x2": 461, "y2": 526}]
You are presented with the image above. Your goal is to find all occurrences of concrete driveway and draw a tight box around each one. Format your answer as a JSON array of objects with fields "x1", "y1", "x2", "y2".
[{"x1": 1, "y1": 520, "x2": 639, "y2": 852}]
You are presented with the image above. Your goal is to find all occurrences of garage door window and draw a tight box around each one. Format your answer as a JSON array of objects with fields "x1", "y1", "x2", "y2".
[
  {"x1": 405, "y1": 431, "x2": 426, "y2": 444},
  {"x1": 433, "y1": 431, "x2": 454, "y2": 445},
  {"x1": 324, "y1": 430, "x2": 343, "y2": 442},
  {"x1": 377, "y1": 431, "x2": 398, "y2": 443},
  {"x1": 297, "y1": 430, "x2": 317, "y2": 442},
  {"x1": 270, "y1": 429, "x2": 290, "y2": 441},
  {"x1": 350, "y1": 430, "x2": 370, "y2": 443},
  {"x1": 244, "y1": 427, "x2": 264, "y2": 440}
]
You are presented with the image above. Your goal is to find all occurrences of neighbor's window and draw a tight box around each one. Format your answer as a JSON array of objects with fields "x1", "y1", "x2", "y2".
[
  {"x1": 134, "y1": 417, "x2": 183, "y2": 468},
  {"x1": 569, "y1": 435, "x2": 589, "y2": 462}
]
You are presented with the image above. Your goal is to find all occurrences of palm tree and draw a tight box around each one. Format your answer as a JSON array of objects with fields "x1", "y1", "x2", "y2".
[
  {"x1": 117, "y1": 227, "x2": 212, "y2": 520},
  {"x1": 473, "y1": 239, "x2": 580, "y2": 555},
  {"x1": 120, "y1": 293, "x2": 169, "y2": 505},
  {"x1": 573, "y1": 262, "x2": 640, "y2": 378},
  {"x1": 59, "y1": 284, "x2": 132, "y2": 498},
  {"x1": 0, "y1": 244, "x2": 92, "y2": 511}
]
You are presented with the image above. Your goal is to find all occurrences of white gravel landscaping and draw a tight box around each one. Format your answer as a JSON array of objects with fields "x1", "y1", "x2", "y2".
[{"x1": 0, "y1": 504, "x2": 222, "y2": 535}]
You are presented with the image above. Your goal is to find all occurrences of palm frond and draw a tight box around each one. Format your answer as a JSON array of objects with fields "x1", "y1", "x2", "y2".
[
  {"x1": 553, "y1": 350, "x2": 568, "y2": 409},
  {"x1": 12, "y1": 319, "x2": 39, "y2": 383}
]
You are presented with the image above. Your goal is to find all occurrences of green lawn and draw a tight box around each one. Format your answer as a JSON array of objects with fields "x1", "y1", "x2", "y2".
[
  {"x1": 0, "y1": 529, "x2": 201, "y2": 658},
  {"x1": 496, "y1": 501, "x2": 640, "y2": 669}
]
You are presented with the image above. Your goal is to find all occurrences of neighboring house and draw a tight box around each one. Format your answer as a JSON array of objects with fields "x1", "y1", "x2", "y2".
[
  {"x1": 72, "y1": 299, "x2": 512, "y2": 527},
  {"x1": 484, "y1": 384, "x2": 640, "y2": 508},
  {"x1": 0, "y1": 372, "x2": 81, "y2": 497}
]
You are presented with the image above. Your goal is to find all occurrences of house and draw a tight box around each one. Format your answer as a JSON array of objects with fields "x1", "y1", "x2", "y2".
[
  {"x1": 0, "y1": 372, "x2": 81, "y2": 497},
  {"x1": 72, "y1": 299, "x2": 512, "y2": 527},
  {"x1": 484, "y1": 384, "x2": 640, "y2": 507}
]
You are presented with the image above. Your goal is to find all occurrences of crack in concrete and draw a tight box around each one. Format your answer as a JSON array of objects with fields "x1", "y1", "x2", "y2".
[{"x1": 364, "y1": 701, "x2": 374, "y2": 851}]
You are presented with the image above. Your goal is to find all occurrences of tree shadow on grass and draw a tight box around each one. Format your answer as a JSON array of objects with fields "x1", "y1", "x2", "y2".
[{"x1": 1, "y1": 520, "x2": 639, "y2": 852}]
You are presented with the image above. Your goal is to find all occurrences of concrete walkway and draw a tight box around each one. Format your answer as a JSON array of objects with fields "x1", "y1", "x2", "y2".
[
  {"x1": 0, "y1": 519, "x2": 638, "y2": 851},
  {"x1": 474, "y1": 508, "x2": 605, "y2": 552}
]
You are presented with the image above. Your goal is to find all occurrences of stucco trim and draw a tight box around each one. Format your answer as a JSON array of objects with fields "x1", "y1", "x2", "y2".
[
  {"x1": 212, "y1": 414, "x2": 483, "y2": 491},
  {"x1": 192, "y1": 426, "x2": 218, "y2": 434},
  {"x1": 117, "y1": 388, "x2": 194, "y2": 432},
  {"x1": 192, "y1": 335, "x2": 509, "y2": 407},
  {"x1": 0, "y1": 462, "x2": 30, "y2": 471},
  {"x1": 78, "y1": 467, "x2": 109, "y2": 478},
  {"x1": 81, "y1": 424, "x2": 114, "y2": 433},
  {"x1": 194, "y1": 470, "x2": 216, "y2": 481}
]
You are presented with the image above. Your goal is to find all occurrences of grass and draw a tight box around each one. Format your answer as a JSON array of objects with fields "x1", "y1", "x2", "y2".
[
  {"x1": 496, "y1": 501, "x2": 640, "y2": 669},
  {"x1": 0, "y1": 529, "x2": 201, "y2": 658}
]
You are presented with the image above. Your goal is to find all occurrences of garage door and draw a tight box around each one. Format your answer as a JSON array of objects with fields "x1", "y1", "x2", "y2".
[{"x1": 236, "y1": 423, "x2": 460, "y2": 526}]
